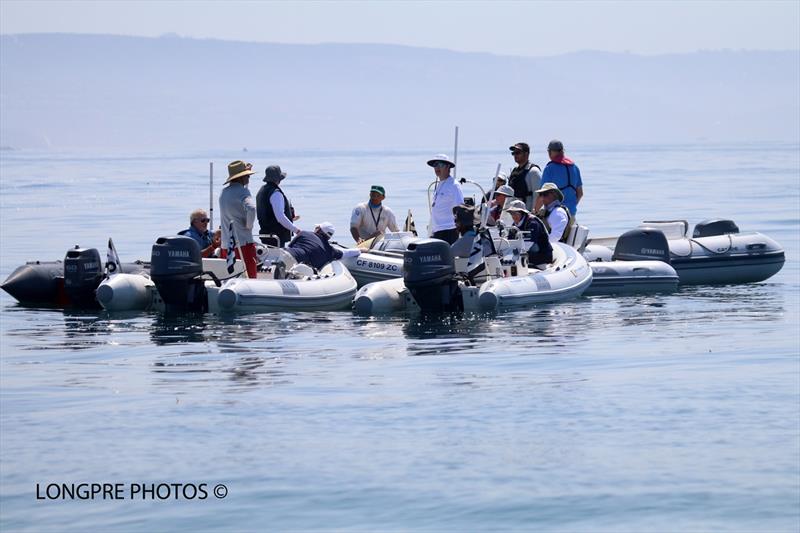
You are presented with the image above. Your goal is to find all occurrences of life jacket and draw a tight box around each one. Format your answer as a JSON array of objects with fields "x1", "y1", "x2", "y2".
[
  {"x1": 508, "y1": 162, "x2": 541, "y2": 208},
  {"x1": 256, "y1": 182, "x2": 295, "y2": 246},
  {"x1": 537, "y1": 202, "x2": 574, "y2": 243},
  {"x1": 516, "y1": 214, "x2": 553, "y2": 265}
]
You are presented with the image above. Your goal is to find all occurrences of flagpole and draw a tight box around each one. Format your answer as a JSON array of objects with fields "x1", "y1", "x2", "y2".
[
  {"x1": 452, "y1": 126, "x2": 459, "y2": 181},
  {"x1": 479, "y1": 163, "x2": 503, "y2": 229},
  {"x1": 209, "y1": 162, "x2": 214, "y2": 230}
]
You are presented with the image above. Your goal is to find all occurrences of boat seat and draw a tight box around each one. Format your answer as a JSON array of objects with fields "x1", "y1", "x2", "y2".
[
  {"x1": 639, "y1": 220, "x2": 688, "y2": 240},
  {"x1": 566, "y1": 224, "x2": 590, "y2": 252}
]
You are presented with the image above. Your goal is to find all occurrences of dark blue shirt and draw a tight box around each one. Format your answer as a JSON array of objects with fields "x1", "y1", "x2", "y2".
[
  {"x1": 179, "y1": 226, "x2": 213, "y2": 250},
  {"x1": 286, "y1": 231, "x2": 343, "y2": 270}
]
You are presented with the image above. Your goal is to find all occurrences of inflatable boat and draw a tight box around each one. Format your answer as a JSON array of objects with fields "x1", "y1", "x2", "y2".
[
  {"x1": 1, "y1": 246, "x2": 149, "y2": 309},
  {"x1": 583, "y1": 219, "x2": 785, "y2": 285},
  {"x1": 150, "y1": 236, "x2": 357, "y2": 314},
  {"x1": 353, "y1": 238, "x2": 592, "y2": 315},
  {"x1": 342, "y1": 229, "x2": 678, "y2": 296}
]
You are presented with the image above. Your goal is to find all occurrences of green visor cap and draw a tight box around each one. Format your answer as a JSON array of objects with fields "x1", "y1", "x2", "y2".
[{"x1": 370, "y1": 185, "x2": 386, "y2": 196}]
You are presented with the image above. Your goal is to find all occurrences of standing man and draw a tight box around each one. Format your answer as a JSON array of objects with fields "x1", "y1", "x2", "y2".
[
  {"x1": 540, "y1": 139, "x2": 583, "y2": 216},
  {"x1": 256, "y1": 165, "x2": 300, "y2": 247},
  {"x1": 508, "y1": 142, "x2": 542, "y2": 211},
  {"x1": 535, "y1": 182, "x2": 573, "y2": 243},
  {"x1": 349, "y1": 185, "x2": 400, "y2": 243},
  {"x1": 427, "y1": 153, "x2": 464, "y2": 244},
  {"x1": 179, "y1": 208, "x2": 221, "y2": 258},
  {"x1": 220, "y1": 160, "x2": 258, "y2": 278}
]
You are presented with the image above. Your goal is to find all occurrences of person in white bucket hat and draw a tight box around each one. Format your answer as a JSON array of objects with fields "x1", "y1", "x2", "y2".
[{"x1": 426, "y1": 153, "x2": 463, "y2": 244}]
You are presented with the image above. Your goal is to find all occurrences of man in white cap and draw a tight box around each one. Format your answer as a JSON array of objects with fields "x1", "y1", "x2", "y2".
[
  {"x1": 349, "y1": 185, "x2": 399, "y2": 243},
  {"x1": 535, "y1": 182, "x2": 573, "y2": 243},
  {"x1": 285, "y1": 222, "x2": 363, "y2": 271},
  {"x1": 220, "y1": 160, "x2": 258, "y2": 278},
  {"x1": 427, "y1": 153, "x2": 464, "y2": 244}
]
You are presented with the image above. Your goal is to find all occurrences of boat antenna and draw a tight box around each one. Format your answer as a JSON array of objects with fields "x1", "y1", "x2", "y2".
[
  {"x1": 452, "y1": 126, "x2": 459, "y2": 181},
  {"x1": 479, "y1": 163, "x2": 503, "y2": 230}
]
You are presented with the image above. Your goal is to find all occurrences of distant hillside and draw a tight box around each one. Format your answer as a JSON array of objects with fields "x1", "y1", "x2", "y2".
[{"x1": 1, "y1": 33, "x2": 798, "y2": 151}]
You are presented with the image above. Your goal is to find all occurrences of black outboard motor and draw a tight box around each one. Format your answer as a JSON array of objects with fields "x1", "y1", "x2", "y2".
[
  {"x1": 693, "y1": 219, "x2": 739, "y2": 238},
  {"x1": 403, "y1": 239, "x2": 462, "y2": 313},
  {"x1": 150, "y1": 236, "x2": 206, "y2": 313},
  {"x1": 612, "y1": 229, "x2": 671, "y2": 264},
  {"x1": 63, "y1": 247, "x2": 103, "y2": 308}
]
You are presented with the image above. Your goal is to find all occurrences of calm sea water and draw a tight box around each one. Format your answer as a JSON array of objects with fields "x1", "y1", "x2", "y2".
[{"x1": 1, "y1": 144, "x2": 798, "y2": 532}]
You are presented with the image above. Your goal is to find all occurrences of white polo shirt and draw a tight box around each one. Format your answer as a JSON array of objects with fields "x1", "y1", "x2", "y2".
[
  {"x1": 430, "y1": 176, "x2": 464, "y2": 233},
  {"x1": 350, "y1": 202, "x2": 399, "y2": 240}
]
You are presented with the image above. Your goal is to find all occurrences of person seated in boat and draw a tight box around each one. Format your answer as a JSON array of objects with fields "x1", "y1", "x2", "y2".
[
  {"x1": 349, "y1": 185, "x2": 400, "y2": 244},
  {"x1": 450, "y1": 204, "x2": 477, "y2": 258},
  {"x1": 506, "y1": 200, "x2": 553, "y2": 266},
  {"x1": 482, "y1": 171, "x2": 508, "y2": 203},
  {"x1": 178, "y1": 208, "x2": 221, "y2": 258},
  {"x1": 285, "y1": 222, "x2": 364, "y2": 271},
  {"x1": 256, "y1": 165, "x2": 300, "y2": 247},
  {"x1": 535, "y1": 182, "x2": 574, "y2": 243},
  {"x1": 486, "y1": 184, "x2": 515, "y2": 226}
]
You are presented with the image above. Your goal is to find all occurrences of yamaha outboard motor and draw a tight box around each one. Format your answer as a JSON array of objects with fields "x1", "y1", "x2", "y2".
[
  {"x1": 63, "y1": 246, "x2": 103, "y2": 308},
  {"x1": 612, "y1": 229, "x2": 671, "y2": 264},
  {"x1": 693, "y1": 219, "x2": 739, "y2": 238},
  {"x1": 403, "y1": 238, "x2": 462, "y2": 313},
  {"x1": 150, "y1": 236, "x2": 206, "y2": 313}
]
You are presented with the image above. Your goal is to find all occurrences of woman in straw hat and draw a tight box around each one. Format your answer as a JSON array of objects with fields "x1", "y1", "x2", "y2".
[{"x1": 220, "y1": 160, "x2": 258, "y2": 278}]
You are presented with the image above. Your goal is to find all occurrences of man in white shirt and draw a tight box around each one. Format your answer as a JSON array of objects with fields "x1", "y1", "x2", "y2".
[
  {"x1": 535, "y1": 182, "x2": 572, "y2": 243},
  {"x1": 349, "y1": 185, "x2": 400, "y2": 243},
  {"x1": 427, "y1": 153, "x2": 464, "y2": 244},
  {"x1": 256, "y1": 165, "x2": 300, "y2": 247}
]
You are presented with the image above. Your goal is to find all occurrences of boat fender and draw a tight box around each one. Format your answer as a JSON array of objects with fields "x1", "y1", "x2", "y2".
[
  {"x1": 612, "y1": 229, "x2": 670, "y2": 264},
  {"x1": 693, "y1": 219, "x2": 739, "y2": 238}
]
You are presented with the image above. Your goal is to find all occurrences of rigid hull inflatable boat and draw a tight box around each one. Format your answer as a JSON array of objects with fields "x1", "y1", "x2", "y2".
[
  {"x1": 1, "y1": 246, "x2": 149, "y2": 309},
  {"x1": 150, "y1": 236, "x2": 357, "y2": 314},
  {"x1": 583, "y1": 219, "x2": 785, "y2": 285},
  {"x1": 342, "y1": 230, "x2": 678, "y2": 296},
  {"x1": 353, "y1": 238, "x2": 593, "y2": 315}
]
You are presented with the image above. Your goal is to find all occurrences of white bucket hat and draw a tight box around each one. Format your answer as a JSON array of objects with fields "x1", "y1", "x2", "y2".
[
  {"x1": 495, "y1": 185, "x2": 515, "y2": 197},
  {"x1": 426, "y1": 154, "x2": 455, "y2": 168},
  {"x1": 505, "y1": 199, "x2": 529, "y2": 213}
]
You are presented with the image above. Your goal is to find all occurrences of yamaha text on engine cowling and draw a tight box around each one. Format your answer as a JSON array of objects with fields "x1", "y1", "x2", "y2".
[
  {"x1": 403, "y1": 238, "x2": 463, "y2": 313},
  {"x1": 150, "y1": 236, "x2": 207, "y2": 313}
]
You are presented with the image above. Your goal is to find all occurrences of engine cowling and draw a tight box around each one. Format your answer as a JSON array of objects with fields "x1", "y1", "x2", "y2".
[
  {"x1": 612, "y1": 229, "x2": 670, "y2": 263},
  {"x1": 403, "y1": 238, "x2": 462, "y2": 313},
  {"x1": 150, "y1": 236, "x2": 206, "y2": 312},
  {"x1": 63, "y1": 247, "x2": 103, "y2": 308}
]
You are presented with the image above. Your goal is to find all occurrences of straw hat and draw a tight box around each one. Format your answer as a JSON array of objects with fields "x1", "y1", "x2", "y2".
[{"x1": 225, "y1": 160, "x2": 255, "y2": 184}]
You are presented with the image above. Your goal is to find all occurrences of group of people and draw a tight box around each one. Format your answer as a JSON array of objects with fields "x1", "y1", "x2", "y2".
[{"x1": 178, "y1": 138, "x2": 584, "y2": 276}]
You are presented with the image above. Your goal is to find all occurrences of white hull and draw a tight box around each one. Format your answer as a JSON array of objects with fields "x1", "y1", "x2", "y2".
[
  {"x1": 207, "y1": 260, "x2": 357, "y2": 313},
  {"x1": 96, "y1": 273, "x2": 164, "y2": 312},
  {"x1": 354, "y1": 243, "x2": 592, "y2": 314}
]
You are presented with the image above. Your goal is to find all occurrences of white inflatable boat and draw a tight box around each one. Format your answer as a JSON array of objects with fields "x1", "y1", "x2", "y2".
[
  {"x1": 100, "y1": 236, "x2": 357, "y2": 313},
  {"x1": 583, "y1": 219, "x2": 785, "y2": 285},
  {"x1": 353, "y1": 238, "x2": 592, "y2": 315},
  {"x1": 343, "y1": 229, "x2": 678, "y2": 296}
]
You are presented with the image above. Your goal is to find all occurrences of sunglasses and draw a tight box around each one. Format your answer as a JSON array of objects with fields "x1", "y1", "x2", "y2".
[
  {"x1": 434, "y1": 162, "x2": 449, "y2": 169},
  {"x1": 196, "y1": 218, "x2": 210, "y2": 223},
  {"x1": 511, "y1": 150, "x2": 522, "y2": 155}
]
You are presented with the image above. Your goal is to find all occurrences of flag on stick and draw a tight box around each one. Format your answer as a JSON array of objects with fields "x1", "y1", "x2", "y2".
[
  {"x1": 466, "y1": 229, "x2": 497, "y2": 282},
  {"x1": 106, "y1": 237, "x2": 121, "y2": 275},
  {"x1": 226, "y1": 221, "x2": 237, "y2": 274},
  {"x1": 404, "y1": 209, "x2": 418, "y2": 237}
]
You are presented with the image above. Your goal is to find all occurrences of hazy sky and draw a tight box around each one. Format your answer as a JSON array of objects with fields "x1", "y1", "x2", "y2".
[{"x1": 1, "y1": 0, "x2": 798, "y2": 57}]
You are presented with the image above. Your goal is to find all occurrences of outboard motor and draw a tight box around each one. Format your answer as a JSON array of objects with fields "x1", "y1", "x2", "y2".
[
  {"x1": 150, "y1": 236, "x2": 206, "y2": 313},
  {"x1": 63, "y1": 247, "x2": 103, "y2": 308},
  {"x1": 693, "y1": 219, "x2": 739, "y2": 238},
  {"x1": 612, "y1": 229, "x2": 671, "y2": 264},
  {"x1": 403, "y1": 239, "x2": 462, "y2": 313}
]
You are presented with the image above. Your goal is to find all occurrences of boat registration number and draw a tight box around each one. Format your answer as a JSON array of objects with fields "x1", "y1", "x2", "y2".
[{"x1": 356, "y1": 259, "x2": 399, "y2": 272}]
